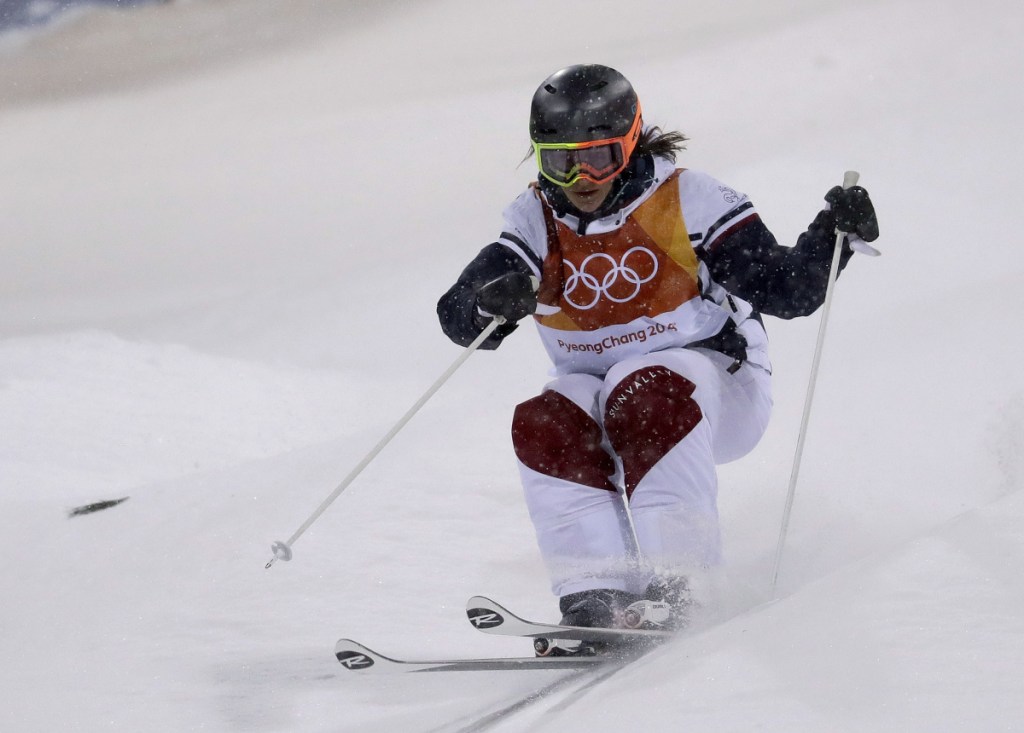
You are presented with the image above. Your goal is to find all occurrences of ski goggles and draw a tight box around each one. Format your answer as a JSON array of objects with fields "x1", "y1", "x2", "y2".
[{"x1": 532, "y1": 110, "x2": 643, "y2": 187}]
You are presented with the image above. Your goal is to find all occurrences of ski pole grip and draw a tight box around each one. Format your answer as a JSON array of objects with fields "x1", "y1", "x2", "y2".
[{"x1": 839, "y1": 170, "x2": 881, "y2": 256}]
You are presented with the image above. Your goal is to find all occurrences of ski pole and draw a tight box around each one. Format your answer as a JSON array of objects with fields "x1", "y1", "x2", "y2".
[
  {"x1": 770, "y1": 171, "x2": 878, "y2": 594},
  {"x1": 265, "y1": 316, "x2": 506, "y2": 569}
]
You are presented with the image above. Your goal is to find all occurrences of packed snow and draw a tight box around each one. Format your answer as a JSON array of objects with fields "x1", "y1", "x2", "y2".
[{"x1": 2, "y1": 0, "x2": 1023, "y2": 730}]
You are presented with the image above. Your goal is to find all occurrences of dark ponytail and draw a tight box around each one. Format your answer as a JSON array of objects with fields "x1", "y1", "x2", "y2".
[{"x1": 634, "y1": 126, "x2": 689, "y2": 163}]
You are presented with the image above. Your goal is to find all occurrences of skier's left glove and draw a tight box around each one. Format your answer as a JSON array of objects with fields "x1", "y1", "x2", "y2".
[
  {"x1": 825, "y1": 185, "x2": 879, "y2": 242},
  {"x1": 475, "y1": 272, "x2": 537, "y2": 324}
]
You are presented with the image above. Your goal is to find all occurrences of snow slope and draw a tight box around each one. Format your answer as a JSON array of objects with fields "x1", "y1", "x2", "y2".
[{"x1": 2, "y1": 0, "x2": 1023, "y2": 731}]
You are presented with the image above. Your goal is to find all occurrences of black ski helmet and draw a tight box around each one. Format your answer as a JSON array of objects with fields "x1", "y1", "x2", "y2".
[{"x1": 529, "y1": 64, "x2": 641, "y2": 145}]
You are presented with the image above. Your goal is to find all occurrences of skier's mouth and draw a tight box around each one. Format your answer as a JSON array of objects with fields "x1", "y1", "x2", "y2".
[{"x1": 566, "y1": 179, "x2": 613, "y2": 211}]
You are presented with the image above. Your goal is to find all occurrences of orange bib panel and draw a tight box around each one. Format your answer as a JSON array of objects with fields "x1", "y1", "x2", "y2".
[{"x1": 536, "y1": 170, "x2": 701, "y2": 332}]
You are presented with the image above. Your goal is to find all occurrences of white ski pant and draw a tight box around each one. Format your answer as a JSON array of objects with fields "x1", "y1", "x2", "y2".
[{"x1": 512, "y1": 347, "x2": 772, "y2": 598}]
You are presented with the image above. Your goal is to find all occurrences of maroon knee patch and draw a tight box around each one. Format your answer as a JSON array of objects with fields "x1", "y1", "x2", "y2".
[
  {"x1": 604, "y1": 366, "x2": 703, "y2": 498},
  {"x1": 512, "y1": 391, "x2": 616, "y2": 491}
]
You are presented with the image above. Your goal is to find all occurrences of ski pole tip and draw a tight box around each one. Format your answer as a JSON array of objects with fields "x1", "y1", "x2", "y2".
[{"x1": 265, "y1": 540, "x2": 293, "y2": 569}]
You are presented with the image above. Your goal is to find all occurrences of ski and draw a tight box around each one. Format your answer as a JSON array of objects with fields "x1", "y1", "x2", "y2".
[
  {"x1": 334, "y1": 639, "x2": 606, "y2": 673},
  {"x1": 465, "y1": 595, "x2": 671, "y2": 645},
  {"x1": 333, "y1": 596, "x2": 672, "y2": 675}
]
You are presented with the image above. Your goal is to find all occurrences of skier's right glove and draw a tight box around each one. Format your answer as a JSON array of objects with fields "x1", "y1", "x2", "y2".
[
  {"x1": 824, "y1": 185, "x2": 879, "y2": 242},
  {"x1": 475, "y1": 272, "x2": 537, "y2": 324}
]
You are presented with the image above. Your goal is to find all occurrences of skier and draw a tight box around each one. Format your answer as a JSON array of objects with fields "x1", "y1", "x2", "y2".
[{"x1": 437, "y1": 64, "x2": 878, "y2": 650}]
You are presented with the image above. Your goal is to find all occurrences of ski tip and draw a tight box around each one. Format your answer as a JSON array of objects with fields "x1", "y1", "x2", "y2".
[
  {"x1": 335, "y1": 639, "x2": 386, "y2": 672},
  {"x1": 335, "y1": 638, "x2": 372, "y2": 652},
  {"x1": 466, "y1": 596, "x2": 519, "y2": 634},
  {"x1": 466, "y1": 595, "x2": 501, "y2": 608},
  {"x1": 466, "y1": 596, "x2": 515, "y2": 618}
]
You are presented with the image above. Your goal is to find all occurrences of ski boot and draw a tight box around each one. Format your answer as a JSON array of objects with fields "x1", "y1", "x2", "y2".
[
  {"x1": 534, "y1": 588, "x2": 639, "y2": 657},
  {"x1": 623, "y1": 576, "x2": 693, "y2": 631}
]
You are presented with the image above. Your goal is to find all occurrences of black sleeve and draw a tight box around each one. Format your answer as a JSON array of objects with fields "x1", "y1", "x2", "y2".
[
  {"x1": 437, "y1": 242, "x2": 536, "y2": 349},
  {"x1": 702, "y1": 209, "x2": 855, "y2": 319}
]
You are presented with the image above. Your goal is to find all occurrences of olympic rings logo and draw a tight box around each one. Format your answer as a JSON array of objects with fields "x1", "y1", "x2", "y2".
[{"x1": 563, "y1": 247, "x2": 659, "y2": 310}]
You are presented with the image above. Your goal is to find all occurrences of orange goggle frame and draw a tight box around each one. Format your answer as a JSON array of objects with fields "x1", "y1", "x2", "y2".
[{"x1": 532, "y1": 108, "x2": 643, "y2": 187}]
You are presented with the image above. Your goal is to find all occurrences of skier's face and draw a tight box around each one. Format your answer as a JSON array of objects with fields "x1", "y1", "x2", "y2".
[{"x1": 564, "y1": 176, "x2": 616, "y2": 213}]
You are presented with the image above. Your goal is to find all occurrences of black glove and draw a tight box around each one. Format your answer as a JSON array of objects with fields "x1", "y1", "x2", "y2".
[
  {"x1": 475, "y1": 272, "x2": 537, "y2": 323},
  {"x1": 824, "y1": 185, "x2": 879, "y2": 242}
]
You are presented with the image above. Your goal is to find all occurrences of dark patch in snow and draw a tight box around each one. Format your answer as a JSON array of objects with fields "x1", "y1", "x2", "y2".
[{"x1": 68, "y1": 496, "x2": 129, "y2": 517}]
